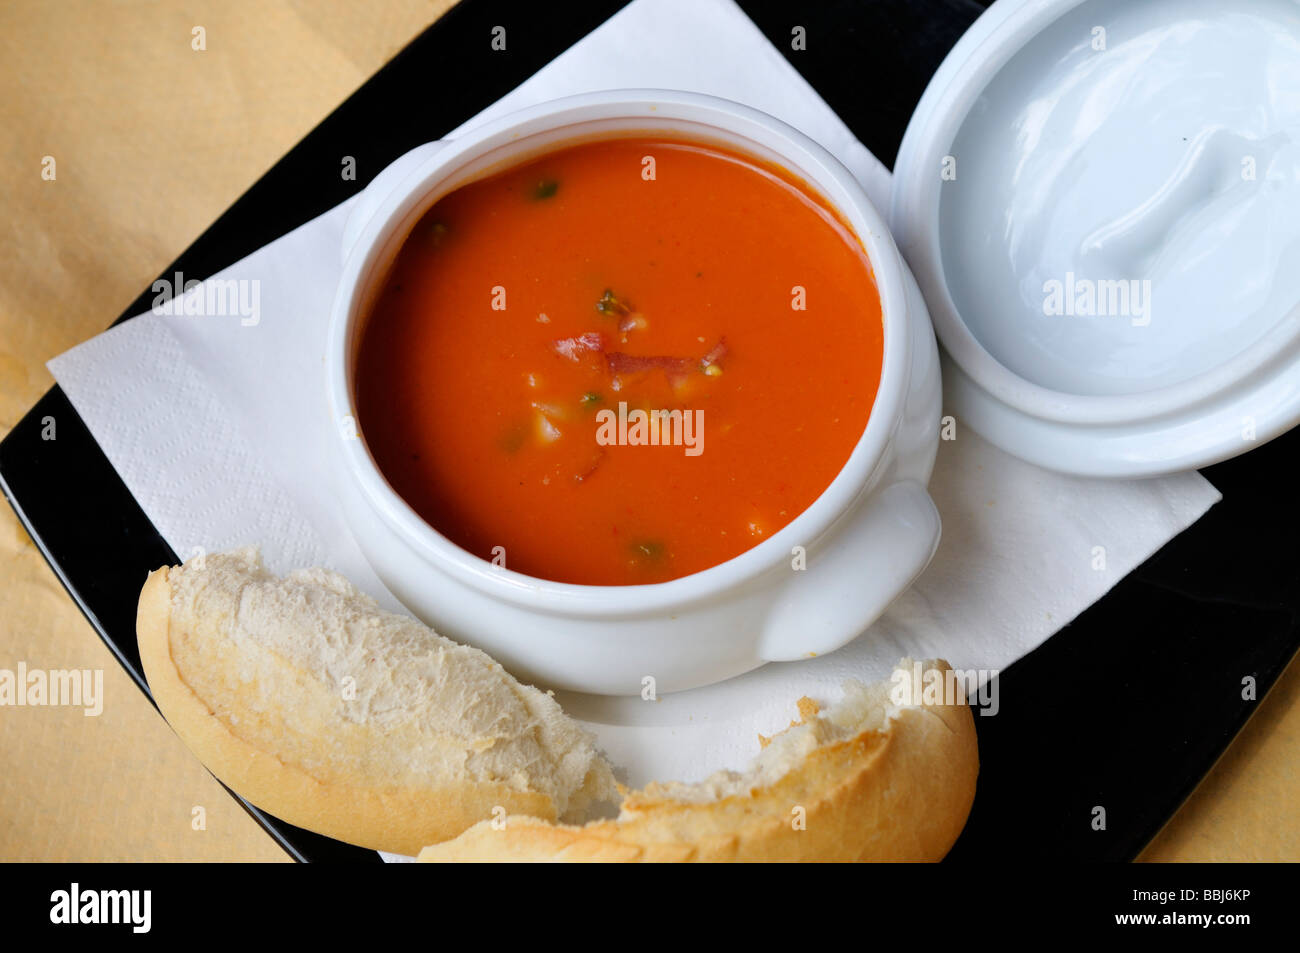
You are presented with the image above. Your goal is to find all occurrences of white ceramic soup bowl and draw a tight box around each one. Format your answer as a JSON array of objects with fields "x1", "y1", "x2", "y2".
[{"x1": 326, "y1": 89, "x2": 942, "y2": 695}]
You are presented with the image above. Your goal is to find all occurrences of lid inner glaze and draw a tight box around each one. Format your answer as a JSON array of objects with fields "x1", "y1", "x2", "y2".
[{"x1": 939, "y1": 0, "x2": 1300, "y2": 397}]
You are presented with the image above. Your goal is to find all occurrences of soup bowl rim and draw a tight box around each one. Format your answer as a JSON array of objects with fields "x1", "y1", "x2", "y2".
[{"x1": 327, "y1": 88, "x2": 915, "y2": 616}]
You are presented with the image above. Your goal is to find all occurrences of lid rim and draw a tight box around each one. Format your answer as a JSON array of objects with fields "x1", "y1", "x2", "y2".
[{"x1": 890, "y1": 0, "x2": 1300, "y2": 471}]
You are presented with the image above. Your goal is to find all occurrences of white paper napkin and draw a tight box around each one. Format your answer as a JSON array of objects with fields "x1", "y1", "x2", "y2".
[{"x1": 48, "y1": 0, "x2": 1219, "y2": 845}]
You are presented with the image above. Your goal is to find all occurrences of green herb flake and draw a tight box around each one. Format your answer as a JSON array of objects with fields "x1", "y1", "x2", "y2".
[
  {"x1": 533, "y1": 178, "x2": 559, "y2": 200},
  {"x1": 596, "y1": 289, "x2": 632, "y2": 317},
  {"x1": 580, "y1": 391, "x2": 603, "y2": 406}
]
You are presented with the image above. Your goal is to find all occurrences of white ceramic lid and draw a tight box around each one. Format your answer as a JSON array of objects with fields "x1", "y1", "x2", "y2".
[{"x1": 890, "y1": 0, "x2": 1300, "y2": 477}]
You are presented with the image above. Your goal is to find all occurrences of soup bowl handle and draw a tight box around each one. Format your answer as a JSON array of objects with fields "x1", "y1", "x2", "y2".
[
  {"x1": 757, "y1": 479, "x2": 941, "y2": 662},
  {"x1": 341, "y1": 141, "x2": 450, "y2": 265}
]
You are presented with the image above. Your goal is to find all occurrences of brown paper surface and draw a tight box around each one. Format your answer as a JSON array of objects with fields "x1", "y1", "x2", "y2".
[
  {"x1": 0, "y1": 0, "x2": 453, "y2": 862},
  {"x1": 0, "y1": 0, "x2": 1293, "y2": 862}
]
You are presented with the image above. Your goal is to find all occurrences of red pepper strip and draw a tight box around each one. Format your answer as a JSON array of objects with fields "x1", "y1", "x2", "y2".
[{"x1": 700, "y1": 337, "x2": 728, "y2": 370}]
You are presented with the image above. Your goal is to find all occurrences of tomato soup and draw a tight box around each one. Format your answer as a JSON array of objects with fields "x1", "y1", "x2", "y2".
[{"x1": 355, "y1": 136, "x2": 883, "y2": 586}]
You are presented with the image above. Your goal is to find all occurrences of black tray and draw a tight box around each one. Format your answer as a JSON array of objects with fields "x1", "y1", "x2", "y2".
[{"x1": 3, "y1": 0, "x2": 1297, "y2": 862}]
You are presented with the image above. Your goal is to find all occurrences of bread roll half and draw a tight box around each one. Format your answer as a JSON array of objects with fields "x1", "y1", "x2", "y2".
[
  {"x1": 136, "y1": 547, "x2": 617, "y2": 855},
  {"x1": 419, "y1": 660, "x2": 978, "y2": 862}
]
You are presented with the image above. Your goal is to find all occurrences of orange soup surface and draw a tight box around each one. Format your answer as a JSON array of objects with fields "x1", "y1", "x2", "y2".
[{"x1": 356, "y1": 136, "x2": 883, "y2": 585}]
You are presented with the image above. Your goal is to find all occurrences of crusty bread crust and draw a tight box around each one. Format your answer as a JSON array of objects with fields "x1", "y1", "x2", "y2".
[
  {"x1": 139, "y1": 553, "x2": 979, "y2": 862},
  {"x1": 138, "y1": 566, "x2": 578, "y2": 855},
  {"x1": 419, "y1": 666, "x2": 979, "y2": 862}
]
